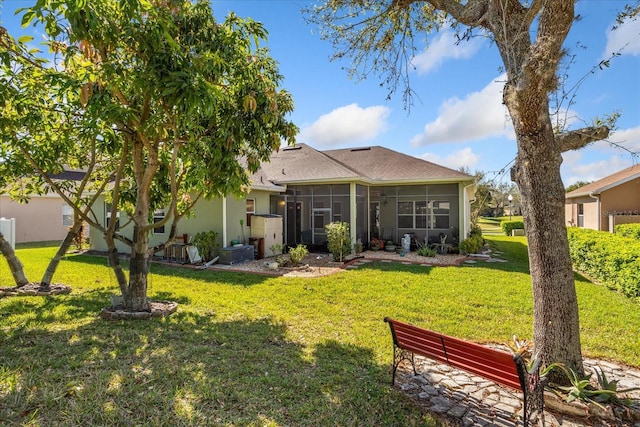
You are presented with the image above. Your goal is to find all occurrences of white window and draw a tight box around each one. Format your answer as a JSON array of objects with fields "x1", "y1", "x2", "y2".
[
  {"x1": 62, "y1": 204, "x2": 74, "y2": 226},
  {"x1": 578, "y1": 203, "x2": 584, "y2": 227},
  {"x1": 105, "y1": 203, "x2": 120, "y2": 228},
  {"x1": 153, "y1": 210, "x2": 165, "y2": 234},
  {"x1": 246, "y1": 198, "x2": 255, "y2": 226}
]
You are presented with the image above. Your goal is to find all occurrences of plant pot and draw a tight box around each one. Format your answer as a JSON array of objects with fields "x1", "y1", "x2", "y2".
[
  {"x1": 385, "y1": 245, "x2": 396, "y2": 252},
  {"x1": 370, "y1": 246, "x2": 380, "y2": 251}
]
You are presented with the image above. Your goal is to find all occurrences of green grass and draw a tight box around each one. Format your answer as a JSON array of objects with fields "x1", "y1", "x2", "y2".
[
  {"x1": 478, "y1": 216, "x2": 523, "y2": 235},
  {"x1": 1, "y1": 237, "x2": 639, "y2": 426}
]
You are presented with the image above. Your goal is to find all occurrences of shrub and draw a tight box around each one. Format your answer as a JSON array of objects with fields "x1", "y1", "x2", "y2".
[
  {"x1": 459, "y1": 234, "x2": 483, "y2": 255},
  {"x1": 416, "y1": 245, "x2": 437, "y2": 257},
  {"x1": 325, "y1": 221, "x2": 352, "y2": 262},
  {"x1": 500, "y1": 220, "x2": 525, "y2": 236},
  {"x1": 192, "y1": 230, "x2": 220, "y2": 261},
  {"x1": 288, "y1": 244, "x2": 308, "y2": 265},
  {"x1": 615, "y1": 224, "x2": 640, "y2": 240},
  {"x1": 567, "y1": 227, "x2": 640, "y2": 300}
]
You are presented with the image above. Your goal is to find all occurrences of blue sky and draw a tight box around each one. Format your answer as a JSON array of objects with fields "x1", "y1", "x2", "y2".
[{"x1": 2, "y1": 1, "x2": 639, "y2": 186}]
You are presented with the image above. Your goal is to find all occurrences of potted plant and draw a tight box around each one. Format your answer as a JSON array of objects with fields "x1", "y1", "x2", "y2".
[
  {"x1": 370, "y1": 237, "x2": 384, "y2": 251},
  {"x1": 385, "y1": 240, "x2": 396, "y2": 252}
]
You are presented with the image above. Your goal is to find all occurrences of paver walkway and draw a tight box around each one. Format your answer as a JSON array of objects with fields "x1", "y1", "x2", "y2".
[{"x1": 387, "y1": 345, "x2": 640, "y2": 427}]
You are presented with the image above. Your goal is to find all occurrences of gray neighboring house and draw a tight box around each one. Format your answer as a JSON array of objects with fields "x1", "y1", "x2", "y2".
[{"x1": 89, "y1": 143, "x2": 476, "y2": 254}]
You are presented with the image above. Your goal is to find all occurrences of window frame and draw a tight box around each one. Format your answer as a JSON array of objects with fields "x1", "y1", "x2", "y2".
[
  {"x1": 246, "y1": 198, "x2": 255, "y2": 226},
  {"x1": 153, "y1": 209, "x2": 166, "y2": 235},
  {"x1": 62, "y1": 204, "x2": 74, "y2": 227}
]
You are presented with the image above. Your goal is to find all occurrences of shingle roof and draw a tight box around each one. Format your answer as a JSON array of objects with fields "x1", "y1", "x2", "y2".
[
  {"x1": 323, "y1": 145, "x2": 472, "y2": 182},
  {"x1": 251, "y1": 144, "x2": 472, "y2": 187},
  {"x1": 566, "y1": 164, "x2": 640, "y2": 198},
  {"x1": 256, "y1": 144, "x2": 360, "y2": 184}
]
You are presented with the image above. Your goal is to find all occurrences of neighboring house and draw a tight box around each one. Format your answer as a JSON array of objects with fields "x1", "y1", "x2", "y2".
[
  {"x1": 565, "y1": 164, "x2": 640, "y2": 232},
  {"x1": 89, "y1": 144, "x2": 476, "y2": 254},
  {"x1": 0, "y1": 170, "x2": 88, "y2": 244}
]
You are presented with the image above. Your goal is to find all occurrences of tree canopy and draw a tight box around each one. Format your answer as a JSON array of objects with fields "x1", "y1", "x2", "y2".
[
  {"x1": 1, "y1": 0, "x2": 297, "y2": 311},
  {"x1": 306, "y1": 0, "x2": 636, "y2": 382}
]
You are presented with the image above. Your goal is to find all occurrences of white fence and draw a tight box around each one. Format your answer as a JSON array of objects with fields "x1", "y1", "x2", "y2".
[{"x1": 0, "y1": 217, "x2": 16, "y2": 249}]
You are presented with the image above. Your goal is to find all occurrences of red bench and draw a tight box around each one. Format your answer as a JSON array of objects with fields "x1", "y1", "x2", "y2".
[{"x1": 384, "y1": 317, "x2": 544, "y2": 426}]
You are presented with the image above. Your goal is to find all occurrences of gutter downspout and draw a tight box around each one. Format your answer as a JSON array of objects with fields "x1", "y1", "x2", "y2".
[
  {"x1": 463, "y1": 182, "x2": 476, "y2": 240},
  {"x1": 589, "y1": 192, "x2": 601, "y2": 231},
  {"x1": 222, "y1": 196, "x2": 228, "y2": 246}
]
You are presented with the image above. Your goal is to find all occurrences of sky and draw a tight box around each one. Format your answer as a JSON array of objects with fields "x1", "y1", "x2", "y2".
[{"x1": 2, "y1": 0, "x2": 639, "y2": 187}]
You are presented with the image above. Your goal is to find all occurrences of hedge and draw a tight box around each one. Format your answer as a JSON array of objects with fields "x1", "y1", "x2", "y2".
[
  {"x1": 500, "y1": 220, "x2": 525, "y2": 236},
  {"x1": 615, "y1": 223, "x2": 640, "y2": 240},
  {"x1": 567, "y1": 227, "x2": 640, "y2": 301}
]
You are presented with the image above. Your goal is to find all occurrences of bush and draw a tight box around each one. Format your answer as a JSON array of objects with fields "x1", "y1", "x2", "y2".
[
  {"x1": 567, "y1": 227, "x2": 640, "y2": 301},
  {"x1": 325, "y1": 222, "x2": 352, "y2": 262},
  {"x1": 416, "y1": 245, "x2": 437, "y2": 257},
  {"x1": 615, "y1": 223, "x2": 640, "y2": 240},
  {"x1": 459, "y1": 234, "x2": 483, "y2": 255},
  {"x1": 288, "y1": 244, "x2": 308, "y2": 265},
  {"x1": 192, "y1": 230, "x2": 220, "y2": 261},
  {"x1": 500, "y1": 220, "x2": 525, "y2": 236}
]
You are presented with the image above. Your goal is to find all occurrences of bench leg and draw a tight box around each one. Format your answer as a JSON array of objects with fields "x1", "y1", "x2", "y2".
[{"x1": 391, "y1": 346, "x2": 417, "y2": 386}]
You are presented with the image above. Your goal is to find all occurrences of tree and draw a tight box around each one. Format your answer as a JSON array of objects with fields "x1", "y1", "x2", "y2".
[
  {"x1": 0, "y1": 232, "x2": 29, "y2": 287},
  {"x1": 1, "y1": 23, "x2": 118, "y2": 291},
  {"x1": 565, "y1": 181, "x2": 591, "y2": 193},
  {"x1": 12, "y1": 0, "x2": 296, "y2": 312},
  {"x1": 306, "y1": 0, "x2": 631, "y2": 381}
]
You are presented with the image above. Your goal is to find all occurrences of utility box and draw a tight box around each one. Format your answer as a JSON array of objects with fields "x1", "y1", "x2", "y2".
[
  {"x1": 250, "y1": 214, "x2": 283, "y2": 257},
  {"x1": 219, "y1": 245, "x2": 254, "y2": 265},
  {"x1": 0, "y1": 217, "x2": 16, "y2": 250}
]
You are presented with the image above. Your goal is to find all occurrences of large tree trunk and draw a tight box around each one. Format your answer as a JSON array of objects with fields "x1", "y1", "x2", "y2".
[
  {"x1": 514, "y1": 132, "x2": 584, "y2": 380},
  {"x1": 491, "y1": 0, "x2": 584, "y2": 383},
  {"x1": 120, "y1": 138, "x2": 157, "y2": 312},
  {"x1": 125, "y1": 224, "x2": 151, "y2": 312},
  {"x1": 0, "y1": 232, "x2": 30, "y2": 287}
]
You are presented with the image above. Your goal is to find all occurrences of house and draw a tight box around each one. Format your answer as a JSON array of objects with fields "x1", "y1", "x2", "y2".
[
  {"x1": 565, "y1": 164, "x2": 640, "y2": 232},
  {"x1": 89, "y1": 144, "x2": 476, "y2": 254},
  {"x1": 0, "y1": 170, "x2": 88, "y2": 244}
]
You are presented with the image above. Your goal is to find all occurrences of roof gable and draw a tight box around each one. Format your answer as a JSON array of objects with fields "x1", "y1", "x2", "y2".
[{"x1": 566, "y1": 164, "x2": 640, "y2": 198}]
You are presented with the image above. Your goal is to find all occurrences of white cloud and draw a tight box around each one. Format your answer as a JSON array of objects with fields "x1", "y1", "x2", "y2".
[
  {"x1": 412, "y1": 28, "x2": 484, "y2": 74},
  {"x1": 411, "y1": 75, "x2": 513, "y2": 146},
  {"x1": 562, "y1": 155, "x2": 633, "y2": 186},
  {"x1": 299, "y1": 103, "x2": 391, "y2": 147},
  {"x1": 606, "y1": 126, "x2": 640, "y2": 153},
  {"x1": 602, "y1": 18, "x2": 640, "y2": 59},
  {"x1": 419, "y1": 147, "x2": 480, "y2": 170}
]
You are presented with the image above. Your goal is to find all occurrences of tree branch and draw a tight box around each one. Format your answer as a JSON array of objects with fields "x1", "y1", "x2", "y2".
[{"x1": 557, "y1": 126, "x2": 610, "y2": 152}]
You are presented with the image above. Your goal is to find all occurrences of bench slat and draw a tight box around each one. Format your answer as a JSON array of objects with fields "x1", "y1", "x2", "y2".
[{"x1": 442, "y1": 336, "x2": 520, "y2": 389}]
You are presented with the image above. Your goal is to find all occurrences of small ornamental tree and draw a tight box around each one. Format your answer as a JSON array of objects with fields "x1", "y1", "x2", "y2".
[
  {"x1": 4, "y1": 0, "x2": 297, "y2": 312},
  {"x1": 325, "y1": 222, "x2": 352, "y2": 262}
]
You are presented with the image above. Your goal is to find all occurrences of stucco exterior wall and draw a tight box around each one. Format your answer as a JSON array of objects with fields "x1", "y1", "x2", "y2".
[
  {"x1": 0, "y1": 195, "x2": 70, "y2": 243},
  {"x1": 565, "y1": 177, "x2": 640, "y2": 232},
  {"x1": 89, "y1": 191, "x2": 273, "y2": 253}
]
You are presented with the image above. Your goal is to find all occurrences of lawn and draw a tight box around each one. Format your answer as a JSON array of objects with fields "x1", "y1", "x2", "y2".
[
  {"x1": 1, "y1": 236, "x2": 639, "y2": 426},
  {"x1": 477, "y1": 215, "x2": 523, "y2": 235}
]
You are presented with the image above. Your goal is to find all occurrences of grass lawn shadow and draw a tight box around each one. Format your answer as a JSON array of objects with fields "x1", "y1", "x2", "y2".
[{"x1": 0, "y1": 312, "x2": 436, "y2": 426}]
